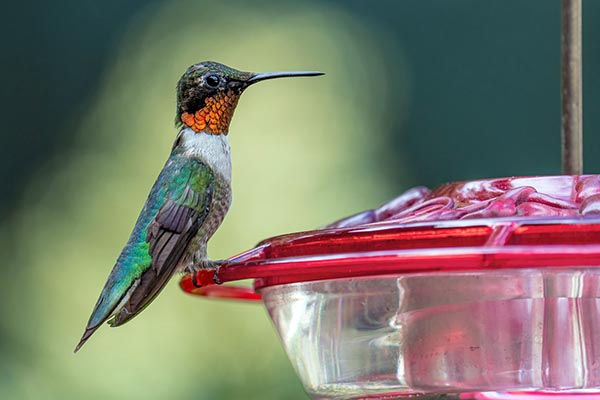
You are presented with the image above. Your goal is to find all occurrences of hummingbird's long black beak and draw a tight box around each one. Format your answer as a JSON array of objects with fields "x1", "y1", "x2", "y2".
[{"x1": 247, "y1": 70, "x2": 324, "y2": 84}]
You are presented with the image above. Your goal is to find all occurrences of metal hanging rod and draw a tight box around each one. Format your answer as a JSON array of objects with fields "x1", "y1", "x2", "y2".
[{"x1": 561, "y1": 0, "x2": 583, "y2": 175}]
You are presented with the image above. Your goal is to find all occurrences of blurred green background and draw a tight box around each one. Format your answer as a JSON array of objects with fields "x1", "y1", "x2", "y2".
[{"x1": 1, "y1": 0, "x2": 599, "y2": 399}]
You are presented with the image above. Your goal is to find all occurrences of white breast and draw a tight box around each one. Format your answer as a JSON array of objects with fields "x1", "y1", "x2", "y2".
[{"x1": 179, "y1": 127, "x2": 232, "y2": 183}]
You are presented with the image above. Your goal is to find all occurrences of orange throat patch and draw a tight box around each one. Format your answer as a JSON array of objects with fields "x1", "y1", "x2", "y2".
[{"x1": 181, "y1": 90, "x2": 240, "y2": 135}]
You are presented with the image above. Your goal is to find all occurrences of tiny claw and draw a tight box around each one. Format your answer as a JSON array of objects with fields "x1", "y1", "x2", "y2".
[
  {"x1": 212, "y1": 260, "x2": 229, "y2": 285},
  {"x1": 191, "y1": 272, "x2": 202, "y2": 288},
  {"x1": 213, "y1": 267, "x2": 221, "y2": 285},
  {"x1": 188, "y1": 259, "x2": 229, "y2": 286}
]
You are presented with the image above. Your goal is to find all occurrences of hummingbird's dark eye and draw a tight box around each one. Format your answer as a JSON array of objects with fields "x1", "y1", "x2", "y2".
[{"x1": 204, "y1": 74, "x2": 221, "y2": 89}]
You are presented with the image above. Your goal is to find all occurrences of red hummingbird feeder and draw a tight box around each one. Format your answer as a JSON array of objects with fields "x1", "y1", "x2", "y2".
[{"x1": 181, "y1": 1, "x2": 600, "y2": 398}]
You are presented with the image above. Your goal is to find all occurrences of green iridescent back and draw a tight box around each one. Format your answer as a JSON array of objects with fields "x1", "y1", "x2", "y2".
[{"x1": 87, "y1": 151, "x2": 214, "y2": 328}]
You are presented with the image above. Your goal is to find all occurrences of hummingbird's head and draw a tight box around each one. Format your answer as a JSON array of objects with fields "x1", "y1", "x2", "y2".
[{"x1": 176, "y1": 61, "x2": 323, "y2": 135}]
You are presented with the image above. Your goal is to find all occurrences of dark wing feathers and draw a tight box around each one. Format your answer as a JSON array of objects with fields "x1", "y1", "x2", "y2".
[
  {"x1": 109, "y1": 161, "x2": 214, "y2": 326},
  {"x1": 75, "y1": 157, "x2": 216, "y2": 352},
  {"x1": 112, "y1": 218, "x2": 202, "y2": 326}
]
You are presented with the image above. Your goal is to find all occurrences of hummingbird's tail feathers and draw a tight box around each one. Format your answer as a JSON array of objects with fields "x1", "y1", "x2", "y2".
[
  {"x1": 74, "y1": 324, "x2": 102, "y2": 353},
  {"x1": 75, "y1": 156, "x2": 212, "y2": 349},
  {"x1": 73, "y1": 276, "x2": 131, "y2": 353}
]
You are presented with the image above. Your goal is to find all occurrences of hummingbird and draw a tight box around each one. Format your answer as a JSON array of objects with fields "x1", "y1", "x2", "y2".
[{"x1": 74, "y1": 61, "x2": 323, "y2": 353}]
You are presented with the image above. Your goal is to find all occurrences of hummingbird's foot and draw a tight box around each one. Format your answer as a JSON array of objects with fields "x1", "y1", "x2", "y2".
[
  {"x1": 191, "y1": 272, "x2": 201, "y2": 288},
  {"x1": 209, "y1": 259, "x2": 230, "y2": 285},
  {"x1": 188, "y1": 259, "x2": 229, "y2": 287},
  {"x1": 212, "y1": 262, "x2": 223, "y2": 285}
]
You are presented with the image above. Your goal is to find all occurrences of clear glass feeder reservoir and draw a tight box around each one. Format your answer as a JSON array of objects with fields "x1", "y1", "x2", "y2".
[{"x1": 181, "y1": 175, "x2": 600, "y2": 400}]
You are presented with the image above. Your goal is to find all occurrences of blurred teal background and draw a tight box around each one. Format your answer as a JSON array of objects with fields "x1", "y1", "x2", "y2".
[{"x1": 1, "y1": 1, "x2": 599, "y2": 399}]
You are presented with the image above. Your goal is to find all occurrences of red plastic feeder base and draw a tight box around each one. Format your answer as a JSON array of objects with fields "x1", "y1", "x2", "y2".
[{"x1": 181, "y1": 176, "x2": 600, "y2": 399}]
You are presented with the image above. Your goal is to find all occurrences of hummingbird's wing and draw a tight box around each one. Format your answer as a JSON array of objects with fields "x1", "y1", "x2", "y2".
[{"x1": 75, "y1": 155, "x2": 214, "y2": 352}]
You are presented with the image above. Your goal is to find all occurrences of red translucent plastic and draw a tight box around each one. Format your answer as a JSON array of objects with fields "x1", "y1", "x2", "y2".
[
  {"x1": 180, "y1": 175, "x2": 600, "y2": 300},
  {"x1": 461, "y1": 393, "x2": 600, "y2": 400}
]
